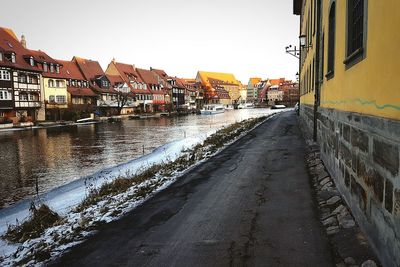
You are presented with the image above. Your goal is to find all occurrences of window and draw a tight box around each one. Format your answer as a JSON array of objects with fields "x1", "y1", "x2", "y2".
[
  {"x1": 56, "y1": 95, "x2": 66, "y2": 103},
  {"x1": 43, "y1": 63, "x2": 48, "y2": 72},
  {"x1": 102, "y1": 80, "x2": 108, "y2": 87},
  {"x1": 0, "y1": 53, "x2": 3, "y2": 61},
  {"x1": 11, "y1": 53, "x2": 16, "y2": 63},
  {"x1": 327, "y1": 2, "x2": 336, "y2": 77},
  {"x1": 143, "y1": 84, "x2": 147, "y2": 90},
  {"x1": 56, "y1": 80, "x2": 60, "y2": 87},
  {"x1": 345, "y1": 0, "x2": 365, "y2": 64},
  {"x1": 20, "y1": 93, "x2": 28, "y2": 101},
  {"x1": 31, "y1": 75, "x2": 38, "y2": 84},
  {"x1": 0, "y1": 70, "x2": 11, "y2": 80},
  {"x1": 48, "y1": 79, "x2": 54, "y2": 87},
  {"x1": 0, "y1": 91, "x2": 11, "y2": 100},
  {"x1": 56, "y1": 64, "x2": 60, "y2": 73},
  {"x1": 18, "y1": 74, "x2": 27, "y2": 83},
  {"x1": 49, "y1": 95, "x2": 55, "y2": 102},
  {"x1": 72, "y1": 80, "x2": 76, "y2": 86},
  {"x1": 30, "y1": 57, "x2": 35, "y2": 66},
  {"x1": 50, "y1": 63, "x2": 54, "y2": 73}
]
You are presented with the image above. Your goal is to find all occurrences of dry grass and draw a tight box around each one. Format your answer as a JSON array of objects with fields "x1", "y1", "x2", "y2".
[{"x1": 4, "y1": 203, "x2": 61, "y2": 243}]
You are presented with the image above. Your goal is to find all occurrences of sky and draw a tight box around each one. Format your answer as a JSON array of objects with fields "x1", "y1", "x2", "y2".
[{"x1": 0, "y1": 0, "x2": 299, "y2": 84}]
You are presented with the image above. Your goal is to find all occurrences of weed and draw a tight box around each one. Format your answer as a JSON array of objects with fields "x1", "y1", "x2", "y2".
[{"x1": 4, "y1": 203, "x2": 61, "y2": 243}]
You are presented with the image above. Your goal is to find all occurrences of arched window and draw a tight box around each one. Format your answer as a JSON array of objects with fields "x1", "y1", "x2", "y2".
[
  {"x1": 327, "y1": 2, "x2": 336, "y2": 77},
  {"x1": 48, "y1": 79, "x2": 54, "y2": 87}
]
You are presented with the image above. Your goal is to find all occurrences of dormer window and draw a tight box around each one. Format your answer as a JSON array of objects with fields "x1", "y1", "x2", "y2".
[
  {"x1": 50, "y1": 63, "x2": 54, "y2": 73},
  {"x1": 78, "y1": 81, "x2": 81, "y2": 87},
  {"x1": 30, "y1": 57, "x2": 34, "y2": 66},
  {"x1": 43, "y1": 63, "x2": 48, "y2": 72},
  {"x1": 143, "y1": 84, "x2": 147, "y2": 90},
  {"x1": 11, "y1": 53, "x2": 16, "y2": 63},
  {"x1": 56, "y1": 64, "x2": 60, "y2": 73},
  {"x1": 72, "y1": 80, "x2": 76, "y2": 86},
  {"x1": 0, "y1": 53, "x2": 3, "y2": 62}
]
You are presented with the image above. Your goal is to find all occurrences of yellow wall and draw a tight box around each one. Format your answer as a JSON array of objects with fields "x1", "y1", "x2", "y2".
[
  {"x1": 299, "y1": 0, "x2": 318, "y2": 106},
  {"x1": 320, "y1": 0, "x2": 400, "y2": 120},
  {"x1": 300, "y1": 0, "x2": 400, "y2": 120},
  {"x1": 43, "y1": 77, "x2": 68, "y2": 109},
  {"x1": 221, "y1": 84, "x2": 240, "y2": 102}
]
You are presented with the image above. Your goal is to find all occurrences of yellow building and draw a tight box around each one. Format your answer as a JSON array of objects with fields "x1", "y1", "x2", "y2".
[
  {"x1": 294, "y1": 1, "x2": 400, "y2": 265},
  {"x1": 196, "y1": 71, "x2": 241, "y2": 103}
]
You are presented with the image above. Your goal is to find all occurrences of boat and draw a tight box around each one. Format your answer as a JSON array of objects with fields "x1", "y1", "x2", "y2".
[
  {"x1": 271, "y1": 104, "x2": 286, "y2": 109},
  {"x1": 128, "y1": 115, "x2": 140, "y2": 120},
  {"x1": 238, "y1": 103, "x2": 255, "y2": 109},
  {"x1": 75, "y1": 117, "x2": 98, "y2": 125},
  {"x1": 200, "y1": 105, "x2": 225, "y2": 115},
  {"x1": 107, "y1": 116, "x2": 122, "y2": 122}
]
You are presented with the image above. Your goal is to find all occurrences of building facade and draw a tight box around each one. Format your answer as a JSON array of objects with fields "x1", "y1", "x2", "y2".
[
  {"x1": 293, "y1": 0, "x2": 400, "y2": 265},
  {"x1": 246, "y1": 77, "x2": 261, "y2": 103}
]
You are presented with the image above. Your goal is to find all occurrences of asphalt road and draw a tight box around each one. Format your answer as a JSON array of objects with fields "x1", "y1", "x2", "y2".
[{"x1": 51, "y1": 111, "x2": 334, "y2": 267}]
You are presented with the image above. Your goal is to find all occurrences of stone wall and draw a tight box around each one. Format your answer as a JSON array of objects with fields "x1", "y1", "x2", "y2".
[{"x1": 300, "y1": 104, "x2": 400, "y2": 267}]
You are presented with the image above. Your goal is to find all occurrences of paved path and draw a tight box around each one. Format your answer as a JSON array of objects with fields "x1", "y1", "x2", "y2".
[{"x1": 51, "y1": 111, "x2": 334, "y2": 267}]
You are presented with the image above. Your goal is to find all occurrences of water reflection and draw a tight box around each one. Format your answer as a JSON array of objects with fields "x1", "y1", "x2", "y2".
[{"x1": 0, "y1": 109, "x2": 273, "y2": 208}]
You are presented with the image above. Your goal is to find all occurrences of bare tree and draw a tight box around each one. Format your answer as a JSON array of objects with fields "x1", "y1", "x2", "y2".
[{"x1": 115, "y1": 91, "x2": 134, "y2": 115}]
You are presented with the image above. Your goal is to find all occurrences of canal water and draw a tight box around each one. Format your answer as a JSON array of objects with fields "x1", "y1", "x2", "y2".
[{"x1": 0, "y1": 109, "x2": 278, "y2": 208}]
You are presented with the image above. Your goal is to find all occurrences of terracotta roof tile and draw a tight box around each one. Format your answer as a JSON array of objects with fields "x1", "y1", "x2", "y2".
[{"x1": 0, "y1": 27, "x2": 41, "y2": 72}]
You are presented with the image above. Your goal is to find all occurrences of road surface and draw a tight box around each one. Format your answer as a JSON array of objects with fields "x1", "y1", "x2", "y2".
[{"x1": 51, "y1": 111, "x2": 333, "y2": 267}]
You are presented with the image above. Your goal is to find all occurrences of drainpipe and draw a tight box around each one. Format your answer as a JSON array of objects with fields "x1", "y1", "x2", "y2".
[{"x1": 313, "y1": 0, "x2": 322, "y2": 142}]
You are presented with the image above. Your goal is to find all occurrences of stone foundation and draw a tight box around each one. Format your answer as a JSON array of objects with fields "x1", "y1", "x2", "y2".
[{"x1": 300, "y1": 104, "x2": 400, "y2": 267}]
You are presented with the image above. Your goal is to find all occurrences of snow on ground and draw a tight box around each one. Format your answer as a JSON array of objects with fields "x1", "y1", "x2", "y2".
[{"x1": 0, "y1": 108, "x2": 288, "y2": 265}]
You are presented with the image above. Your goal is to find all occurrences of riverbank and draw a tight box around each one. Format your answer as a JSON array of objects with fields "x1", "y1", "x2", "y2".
[{"x1": 0, "y1": 112, "x2": 282, "y2": 266}]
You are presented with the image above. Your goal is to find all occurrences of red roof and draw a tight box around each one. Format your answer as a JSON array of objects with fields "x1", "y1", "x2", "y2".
[
  {"x1": 136, "y1": 68, "x2": 158, "y2": 85},
  {"x1": 151, "y1": 68, "x2": 168, "y2": 80},
  {"x1": 0, "y1": 28, "x2": 41, "y2": 72},
  {"x1": 109, "y1": 61, "x2": 151, "y2": 95},
  {"x1": 106, "y1": 74, "x2": 124, "y2": 87},
  {"x1": 136, "y1": 68, "x2": 165, "y2": 95},
  {"x1": 68, "y1": 87, "x2": 97, "y2": 97},
  {"x1": 26, "y1": 49, "x2": 65, "y2": 78},
  {"x1": 57, "y1": 60, "x2": 85, "y2": 80},
  {"x1": 74, "y1": 57, "x2": 105, "y2": 82}
]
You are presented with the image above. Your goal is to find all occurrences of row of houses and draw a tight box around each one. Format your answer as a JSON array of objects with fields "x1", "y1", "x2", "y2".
[
  {"x1": 246, "y1": 77, "x2": 299, "y2": 106},
  {"x1": 0, "y1": 27, "x2": 208, "y2": 124}
]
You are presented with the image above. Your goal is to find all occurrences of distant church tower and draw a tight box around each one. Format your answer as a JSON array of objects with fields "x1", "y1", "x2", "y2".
[{"x1": 20, "y1": 35, "x2": 27, "y2": 48}]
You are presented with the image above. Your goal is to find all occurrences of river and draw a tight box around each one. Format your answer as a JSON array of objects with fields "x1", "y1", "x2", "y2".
[{"x1": 0, "y1": 109, "x2": 279, "y2": 208}]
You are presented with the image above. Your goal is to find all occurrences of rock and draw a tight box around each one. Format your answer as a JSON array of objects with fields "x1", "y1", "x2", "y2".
[
  {"x1": 321, "y1": 182, "x2": 333, "y2": 191},
  {"x1": 317, "y1": 170, "x2": 330, "y2": 181},
  {"x1": 361, "y1": 260, "x2": 377, "y2": 267},
  {"x1": 326, "y1": 225, "x2": 340, "y2": 235},
  {"x1": 327, "y1": 195, "x2": 341, "y2": 205},
  {"x1": 320, "y1": 177, "x2": 331, "y2": 187},
  {"x1": 332, "y1": 204, "x2": 347, "y2": 215},
  {"x1": 322, "y1": 216, "x2": 337, "y2": 226},
  {"x1": 344, "y1": 257, "x2": 356, "y2": 265}
]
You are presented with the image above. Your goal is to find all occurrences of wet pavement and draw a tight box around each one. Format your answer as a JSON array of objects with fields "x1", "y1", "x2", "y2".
[{"x1": 51, "y1": 111, "x2": 334, "y2": 267}]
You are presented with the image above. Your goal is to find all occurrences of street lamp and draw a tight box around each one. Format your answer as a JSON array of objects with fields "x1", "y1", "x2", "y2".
[
  {"x1": 285, "y1": 45, "x2": 300, "y2": 59},
  {"x1": 299, "y1": 34, "x2": 312, "y2": 50}
]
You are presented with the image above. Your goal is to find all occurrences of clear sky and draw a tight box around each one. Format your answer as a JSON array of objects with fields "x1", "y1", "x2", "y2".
[{"x1": 1, "y1": 0, "x2": 299, "y2": 84}]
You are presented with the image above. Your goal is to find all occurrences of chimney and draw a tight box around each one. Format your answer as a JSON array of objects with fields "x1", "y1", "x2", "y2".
[
  {"x1": 21, "y1": 34, "x2": 27, "y2": 48},
  {"x1": 112, "y1": 57, "x2": 116, "y2": 64}
]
